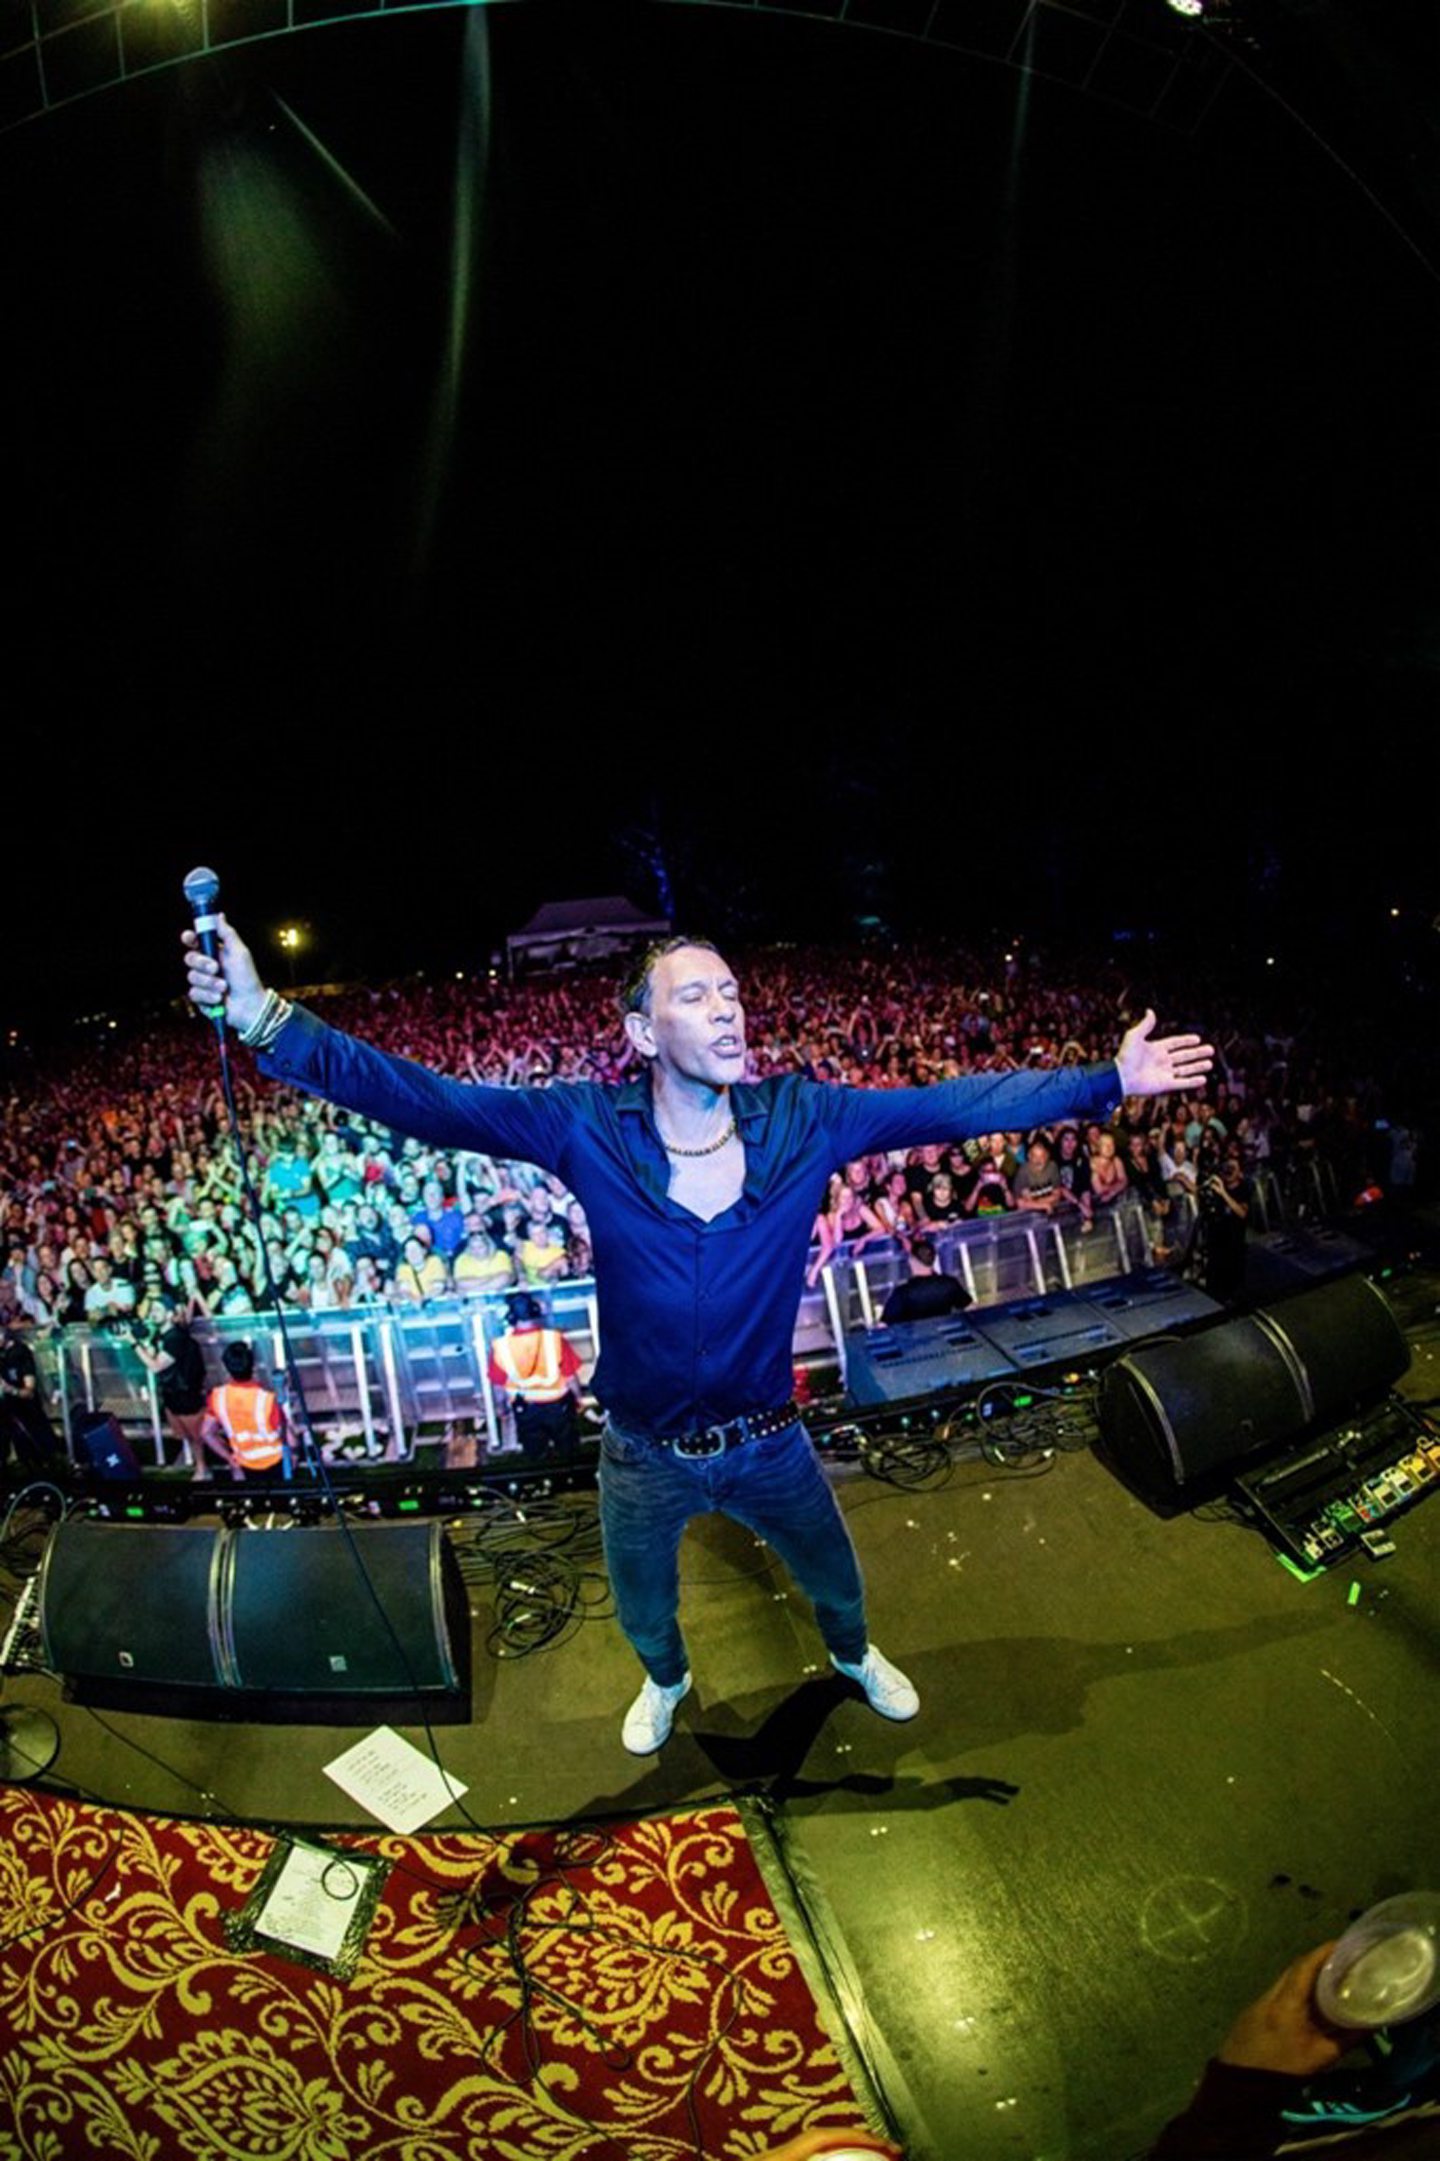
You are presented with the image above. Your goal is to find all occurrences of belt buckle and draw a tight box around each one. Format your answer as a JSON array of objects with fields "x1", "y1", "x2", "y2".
[{"x1": 674, "y1": 1422, "x2": 732, "y2": 1460}]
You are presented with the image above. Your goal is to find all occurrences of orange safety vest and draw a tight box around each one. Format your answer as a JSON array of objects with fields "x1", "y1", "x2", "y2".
[
  {"x1": 208, "y1": 1381, "x2": 284, "y2": 1471},
  {"x1": 492, "y1": 1329, "x2": 571, "y2": 1404}
]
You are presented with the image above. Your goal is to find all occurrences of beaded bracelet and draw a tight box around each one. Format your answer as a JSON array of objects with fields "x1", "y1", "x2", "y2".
[{"x1": 238, "y1": 988, "x2": 294, "y2": 1053}]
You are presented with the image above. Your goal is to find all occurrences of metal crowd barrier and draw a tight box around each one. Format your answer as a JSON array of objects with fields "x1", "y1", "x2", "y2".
[{"x1": 34, "y1": 1279, "x2": 603, "y2": 1469}]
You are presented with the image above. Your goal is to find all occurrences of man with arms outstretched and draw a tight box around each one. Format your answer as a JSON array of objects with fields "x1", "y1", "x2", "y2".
[{"x1": 185, "y1": 922, "x2": 1211, "y2": 1753}]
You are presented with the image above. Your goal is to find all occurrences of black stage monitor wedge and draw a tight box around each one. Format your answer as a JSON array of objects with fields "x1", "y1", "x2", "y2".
[
  {"x1": 1099, "y1": 1315, "x2": 1307, "y2": 1501},
  {"x1": 39, "y1": 1520, "x2": 227, "y2": 1688},
  {"x1": 1098, "y1": 1274, "x2": 1411, "y2": 1507},
  {"x1": 1255, "y1": 1273, "x2": 1410, "y2": 1430},
  {"x1": 224, "y1": 1523, "x2": 466, "y2": 1695},
  {"x1": 37, "y1": 1520, "x2": 468, "y2": 1701}
]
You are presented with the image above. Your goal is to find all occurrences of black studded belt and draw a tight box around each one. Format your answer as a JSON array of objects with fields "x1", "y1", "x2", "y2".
[{"x1": 655, "y1": 1400, "x2": 801, "y2": 1460}]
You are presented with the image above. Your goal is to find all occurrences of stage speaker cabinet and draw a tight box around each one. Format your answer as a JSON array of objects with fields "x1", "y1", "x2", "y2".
[
  {"x1": 1255, "y1": 1274, "x2": 1410, "y2": 1429},
  {"x1": 223, "y1": 1523, "x2": 467, "y2": 1696},
  {"x1": 39, "y1": 1520, "x2": 227, "y2": 1687},
  {"x1": 38, "y1": 1520, "x2": 469, "y2": 1701},
  {"x1": 1098, "y1": 1315, "x2": 1307, "y2": 1501}
]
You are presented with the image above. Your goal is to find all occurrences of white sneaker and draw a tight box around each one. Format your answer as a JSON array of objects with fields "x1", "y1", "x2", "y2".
[
  {"x1": 621, "y1": 1671, "x2": 693, "y2": 1754},
  {"x1": 830, "y1": 1644, "x2": 919, "y2": 1721}
]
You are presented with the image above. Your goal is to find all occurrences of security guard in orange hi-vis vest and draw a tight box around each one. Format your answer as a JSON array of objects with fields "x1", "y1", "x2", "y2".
[
  {"x1": 486, "y1": 1292, "x2": 583, "y2": 1463},
  {"x1": 202, "y1": 1339, "x2": 290, "y2": 1481}
]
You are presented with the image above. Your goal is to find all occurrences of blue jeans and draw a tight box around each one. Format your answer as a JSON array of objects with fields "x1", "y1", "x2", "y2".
[{"x1": 598, "y1": 1417, "x2": 869, "y2": 1686}]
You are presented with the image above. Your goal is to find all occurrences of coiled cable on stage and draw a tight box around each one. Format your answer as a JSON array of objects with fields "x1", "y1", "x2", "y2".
[
  {"x1": 978, "y1": 1427, "x2": 1058, "y2": 1475},
  {"x1": 0, "y1": 1482, "x2": 66, "y2": 1586},
  {"x1": 958, "y1": 1379, "x2": 1103, "y2": 1473},
  {"x1": 487, "y1": 1549, "x2": 613, "y2": 1658},
  {"x1": 448, "y1": 1492, "x2": 613, "y2": 1656},
  {"x1": 855, "y1": 1426, "x2": 953, "y2": 1489},
  {"x1": 0, "y1": 1483, "x2": 71, "y2": 1680}
]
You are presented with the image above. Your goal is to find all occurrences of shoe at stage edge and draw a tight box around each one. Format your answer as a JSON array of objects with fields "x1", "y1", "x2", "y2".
[
  {"x1": 830, "y1": 1644, "x2": 920, "y2": 1721},
  {"x1": 621, "y1": 1671, "x2": 693, "y2": 1754}
]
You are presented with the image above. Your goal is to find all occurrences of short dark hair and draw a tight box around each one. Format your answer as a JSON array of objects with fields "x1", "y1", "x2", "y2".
[
  {"x1": 911, "y1": 1236, "x2": 937, "y2": 1268},
  {"x1": 222, "y1": 1340, "x2": 255, "y2": 1381},
  {"x1": 619, "y1": 936, "x2": 721, "y2": 1018},
  {"x1": 507, "y1": 1291, "x2": 544, "y2": 1327}
]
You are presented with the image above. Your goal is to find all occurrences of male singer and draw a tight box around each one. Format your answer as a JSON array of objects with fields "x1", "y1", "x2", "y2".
[{"x1": 185, "y1": 917, "x2": 1211, "y2": 1752}]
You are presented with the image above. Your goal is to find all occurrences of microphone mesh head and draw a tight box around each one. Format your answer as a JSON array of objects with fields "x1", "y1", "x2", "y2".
[{"x1": 183, "y1": 866, "x2": 221, "y2": 913}]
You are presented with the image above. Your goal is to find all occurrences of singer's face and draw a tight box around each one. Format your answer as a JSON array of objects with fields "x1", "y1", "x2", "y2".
[{"x1": 625, "y1": 947, "x2": 746, "y2": 1089}]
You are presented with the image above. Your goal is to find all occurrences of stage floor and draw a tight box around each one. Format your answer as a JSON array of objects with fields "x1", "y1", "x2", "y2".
[{"x1": 8, "y1": 1278, "x2": 1440, "y2": 2160}]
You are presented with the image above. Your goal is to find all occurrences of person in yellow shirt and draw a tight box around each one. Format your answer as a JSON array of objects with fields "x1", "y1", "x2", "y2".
[
  {"x1": 516, "y1": 1220, "x2": 569, "y2": 1285},
  {"x1": 392, "y1": 1234, "x2": 448, "y2": 1303},
  {"x1": 453, "y1": 1226, "x2": 516, "y2": 1294}
]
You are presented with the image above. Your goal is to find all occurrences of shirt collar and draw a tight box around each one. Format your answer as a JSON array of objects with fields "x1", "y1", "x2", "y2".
[{"x1": 616, "y1": 1073, "x2": 652, "y2": 1117}]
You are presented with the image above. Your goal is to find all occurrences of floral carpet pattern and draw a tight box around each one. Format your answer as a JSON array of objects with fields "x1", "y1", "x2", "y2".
[{"x1": 0, "y1": 1786, "x2": 871, "y2": 2161}]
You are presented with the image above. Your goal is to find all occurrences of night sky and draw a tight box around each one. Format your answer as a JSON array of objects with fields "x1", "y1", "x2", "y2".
[{"x1": 3, "y1": 0, "x2": 1437, "y2": 1028}]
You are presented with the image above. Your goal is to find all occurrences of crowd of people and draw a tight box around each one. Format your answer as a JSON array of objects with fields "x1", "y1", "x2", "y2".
[{"x1": 0, "y1": 940, "x2": 1413, "y2": 1342}]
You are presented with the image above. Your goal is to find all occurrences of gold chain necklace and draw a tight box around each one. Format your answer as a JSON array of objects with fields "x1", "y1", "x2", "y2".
[{"x1": 658, "y1": 1116, "x2": 737, "y2": 1158}]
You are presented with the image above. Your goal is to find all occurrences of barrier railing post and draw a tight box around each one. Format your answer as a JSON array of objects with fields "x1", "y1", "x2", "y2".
[
  {"x1": 820, "y1": 1265, "x2": 847, "y2": 1388},
  {"x1": 352, "y1": 1323, "x2": 377, "y2": 1455},
  {"x1": 378, "y1": 1318, "x2": 406, "y2": 1463},
  {"x1": 470, "y1": 1305, "x2": 502, "y2": 1457},
  {"x1": 854, "y1": 1259, "x2": 876, "y2": 1330}
]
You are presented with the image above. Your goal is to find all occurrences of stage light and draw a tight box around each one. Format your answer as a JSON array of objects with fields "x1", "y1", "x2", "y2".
[
  {"x1": 276, "y1": 923, "x2": 307, "y2": 987},
  {"x1": 1166, "y1": 0, "x2": 1205, "y2": 14}
]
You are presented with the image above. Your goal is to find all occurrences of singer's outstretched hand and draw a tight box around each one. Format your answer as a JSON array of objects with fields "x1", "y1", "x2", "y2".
[
  {"x1": 182, "y1": 915, "x2": 268, "y2": 1036},
  {"x1": 1114, "y1": 1008, "x2": 1214, "y2": 1099}
]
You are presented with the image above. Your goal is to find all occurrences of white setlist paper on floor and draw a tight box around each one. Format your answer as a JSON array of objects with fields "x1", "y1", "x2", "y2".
[{"x1": 323, "y1": 1726, "x2": 469, "y2": 1834}]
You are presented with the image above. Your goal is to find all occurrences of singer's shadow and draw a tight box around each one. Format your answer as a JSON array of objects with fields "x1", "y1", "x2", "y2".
[{"x1": 569, "y1": 1675, "x2": 1020, "y2": 1823}]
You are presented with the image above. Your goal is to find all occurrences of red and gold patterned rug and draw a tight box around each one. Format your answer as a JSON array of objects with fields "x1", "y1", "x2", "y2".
[{"x1": 0, "y1": 1785, "x2": 874, "y2": 2160}]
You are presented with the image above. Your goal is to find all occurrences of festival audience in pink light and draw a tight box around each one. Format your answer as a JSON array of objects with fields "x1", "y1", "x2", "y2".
[{"x1": 0, "y1": 942, "x2": 1397, "y2": 1327}]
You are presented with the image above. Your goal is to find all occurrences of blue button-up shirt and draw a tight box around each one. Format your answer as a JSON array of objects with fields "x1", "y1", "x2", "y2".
[{"x1": 262, "y1": 1008, "x2": 1121, "y2": 1433}]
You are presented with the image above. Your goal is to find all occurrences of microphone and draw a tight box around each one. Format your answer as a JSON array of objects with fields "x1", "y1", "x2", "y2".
[
  {"x1": 183, "y1": 865, "x2": 225, "y2": 1031},
  {"x1": 183, "y1": 865, "x2": 221, "y2": 955}
]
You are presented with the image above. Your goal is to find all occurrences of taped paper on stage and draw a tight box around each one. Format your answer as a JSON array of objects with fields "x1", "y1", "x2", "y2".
[
  {"x1": 225, "y1": 1837, "x2": 388, "y2": 1980},
  {"x1": 323, "y1": 1724, "x2": 468, "y2": 1834}
]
